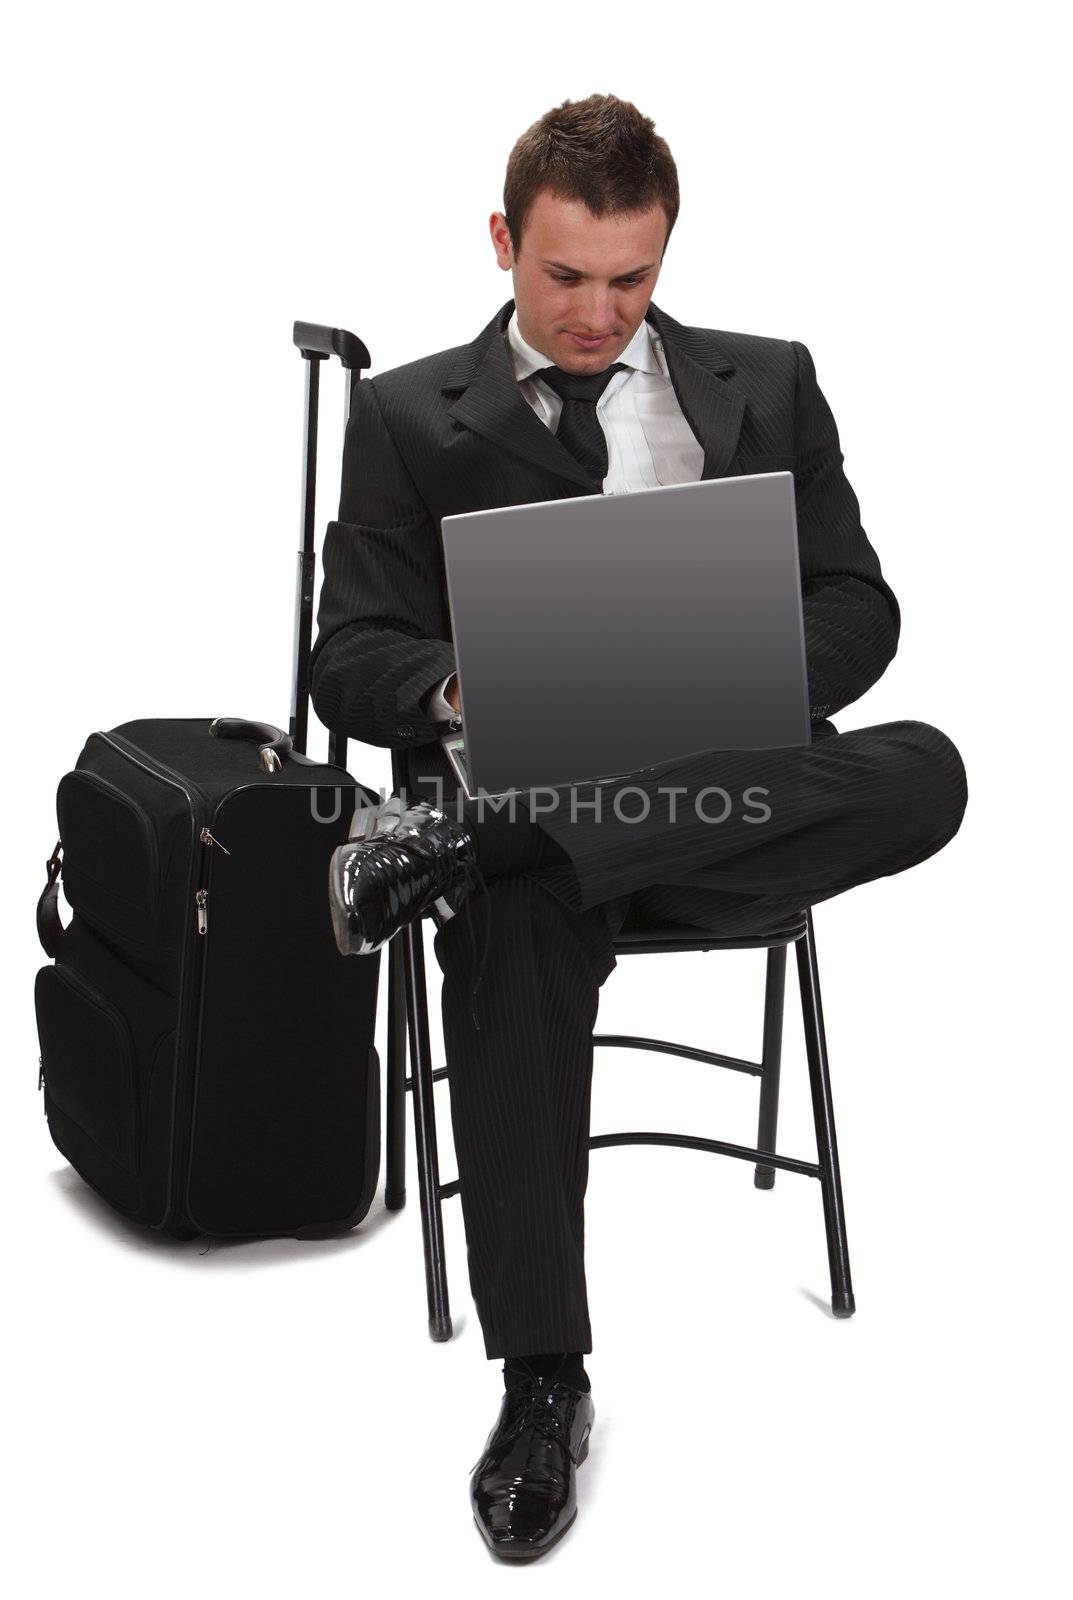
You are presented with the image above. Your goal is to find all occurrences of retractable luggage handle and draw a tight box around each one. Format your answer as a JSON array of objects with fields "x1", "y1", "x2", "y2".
[
  {"x1": 35, "y1": 325, "x2": 373, "y2": 957},
  {"x1": 290, "y1": 321, "x2": 371, "y2": 766}
]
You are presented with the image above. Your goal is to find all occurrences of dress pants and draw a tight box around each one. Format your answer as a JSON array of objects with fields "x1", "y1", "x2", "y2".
[{"x1": 430, "y1": 719, "x2": 968, "y2": 1359}]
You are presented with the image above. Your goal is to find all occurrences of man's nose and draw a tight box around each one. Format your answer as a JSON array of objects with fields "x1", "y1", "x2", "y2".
[{"x1": 576, "y1": 287, "x2": 616, "y2": 330}]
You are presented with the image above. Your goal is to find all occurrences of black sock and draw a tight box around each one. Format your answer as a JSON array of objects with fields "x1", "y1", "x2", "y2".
[
  {"x1": 461, "y1": 796, "x2": 570, "y2": 880},
  {"x1": 503, "y1": 1350, "x2": 590, "y2": 1392}
]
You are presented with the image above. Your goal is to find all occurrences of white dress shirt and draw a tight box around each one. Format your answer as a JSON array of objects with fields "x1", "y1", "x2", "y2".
[{"x1": 426, "y1": 306, "x2": 705, "y2": 723}]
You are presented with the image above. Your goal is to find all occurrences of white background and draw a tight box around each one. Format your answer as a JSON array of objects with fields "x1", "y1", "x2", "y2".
[{"x1": 4, "y1": 2, "x2": 1068, "y2": 1593}]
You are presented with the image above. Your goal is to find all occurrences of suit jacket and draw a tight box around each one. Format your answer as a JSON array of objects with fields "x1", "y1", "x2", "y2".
[{"x1": 309, "y1": 296, "x2": 900, "y2": 805}]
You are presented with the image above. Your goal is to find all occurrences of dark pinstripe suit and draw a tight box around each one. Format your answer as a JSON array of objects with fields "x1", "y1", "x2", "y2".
[{"x1": 310, "y1": 298, "x2": 967, "y2": 1358}]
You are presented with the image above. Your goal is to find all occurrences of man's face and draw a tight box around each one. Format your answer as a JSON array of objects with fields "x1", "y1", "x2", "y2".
[{"x1": 489, "y1": 189, "x2": 666, "y2": 373}]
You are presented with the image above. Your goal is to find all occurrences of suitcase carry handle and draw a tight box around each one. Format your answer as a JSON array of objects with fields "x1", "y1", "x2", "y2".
[
  {"x1": 209, "y1": 716, "x2": 293, "y2": 773},
  {"x1": 37, "y1": 841, "x2": 65, "y2": 957}
]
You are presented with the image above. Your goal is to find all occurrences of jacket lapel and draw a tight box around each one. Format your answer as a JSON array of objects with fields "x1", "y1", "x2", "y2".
[
  {"x1": 443, "y1": 301, "x2": 596, "y2": 490},
  {"x1": 643, "y1": 301, "x2": 746, "y2": 479},
  {"x1": 442, "y1": 297, "x2": 746, "y2": 489}
]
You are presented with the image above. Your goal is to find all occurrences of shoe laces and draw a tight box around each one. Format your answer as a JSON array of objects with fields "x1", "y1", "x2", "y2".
[
  {"x1": 456, "y1": 849, "x2": 491, "y2": 1032},
  {"x1": 468, "y1": 1366, "x2": 579, "y2": 1473},
  {"x1": 501, "y1": 1369, "x2": 579, "y2": 1456},
  {"x1": 367, "y1": 806, "x2": 490, "y2": 1029}
]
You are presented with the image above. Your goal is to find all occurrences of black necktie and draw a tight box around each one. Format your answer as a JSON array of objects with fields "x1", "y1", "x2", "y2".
[{"x1": 536, "y1": 362, "x2": 628, "y2": 485}]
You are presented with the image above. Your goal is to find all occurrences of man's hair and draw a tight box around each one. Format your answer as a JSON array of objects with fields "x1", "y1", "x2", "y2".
[{"x1": 503, "y1": 93, "x2": 680, "y2": 260}]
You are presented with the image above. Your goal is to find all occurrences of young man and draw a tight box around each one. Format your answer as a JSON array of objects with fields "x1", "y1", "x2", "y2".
[{"x1": 310, "y1": 93, "x2": 968, "y2": 1560}]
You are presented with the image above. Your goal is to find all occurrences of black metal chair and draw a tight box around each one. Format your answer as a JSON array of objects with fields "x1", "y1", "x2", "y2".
[
  {"x1": 290, "y1": 322, "x2": 855, "y2": 1347},
  {"x1": 383, "y1": 779, "x2": 855, "y2": 1342}
]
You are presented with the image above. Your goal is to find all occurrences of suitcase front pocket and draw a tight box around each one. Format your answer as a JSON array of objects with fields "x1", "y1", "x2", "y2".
[
  {"x1": 56, "y1": 770, "x2": 162, "y2": 946},
  {"x1": 35, "y1": 963, "x2": 139, "y2": 1176}
]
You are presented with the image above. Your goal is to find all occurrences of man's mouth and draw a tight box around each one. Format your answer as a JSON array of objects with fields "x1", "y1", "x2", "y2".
[{"x1": 565, "y1": 332, "x2": 612, "y2": 349}]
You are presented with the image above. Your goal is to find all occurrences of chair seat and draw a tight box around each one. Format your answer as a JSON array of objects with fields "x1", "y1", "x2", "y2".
[
  {"x1": 613, "y1": 913, "x2": 808, "y2": 953},
  {"x1": 430, "y1": 896, "x2": 808, "y2": 950}
]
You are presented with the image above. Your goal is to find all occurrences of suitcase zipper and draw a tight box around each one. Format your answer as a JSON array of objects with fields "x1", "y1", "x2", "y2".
[
  {"x1": 195, "y1": 833, "x2": 229, "y2": 934},
  {"x1": 90, "y1": 730, "x2": 214, "y2": 1232}
]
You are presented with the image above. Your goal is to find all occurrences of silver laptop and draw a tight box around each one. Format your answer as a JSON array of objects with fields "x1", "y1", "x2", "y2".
[{"x1": 439, "y1": 471, "x2": 811, "y2": 799}]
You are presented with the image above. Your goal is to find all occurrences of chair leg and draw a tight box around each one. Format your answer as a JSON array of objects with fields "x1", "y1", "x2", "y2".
[
  {"x1": 754, "y1": 944, "x2": 788, "y2": 1189},
  {"x1": 795, "y1": 911, "x2": 855, "y2": 1317},
  {"x1": 384, "y1": 939, "x2": 408, "y2": 1211},
  {"x1": 401, "y1": 920, "x2": 454, "y2": 1341}
]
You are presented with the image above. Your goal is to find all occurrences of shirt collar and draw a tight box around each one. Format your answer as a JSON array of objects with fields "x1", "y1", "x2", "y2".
[{"x1": 505, "y1": 306, "x2": 667, "y2": 382}]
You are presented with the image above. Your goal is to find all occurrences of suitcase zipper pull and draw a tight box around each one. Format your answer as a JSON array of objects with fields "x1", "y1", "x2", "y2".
[
  {"x1": 195, "y1": 888, "x2": 209, "y2": 934},
  {"x1": 199, "y1": 828, "x2": 231, "y2": 854}
]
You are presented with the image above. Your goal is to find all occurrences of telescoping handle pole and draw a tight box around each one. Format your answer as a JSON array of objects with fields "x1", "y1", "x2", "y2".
[{"x1": 290, "y1": 321, "x2": 371, "y2": 760}]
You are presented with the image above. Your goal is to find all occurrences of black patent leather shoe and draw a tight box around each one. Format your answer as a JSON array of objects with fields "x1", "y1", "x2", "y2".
[
  {"x1": 470, "y1": 1373, "x2": 595, "y2": 1561},
  {"x1": 328, "y1": 796, "x2": 478, "y2": 955}
]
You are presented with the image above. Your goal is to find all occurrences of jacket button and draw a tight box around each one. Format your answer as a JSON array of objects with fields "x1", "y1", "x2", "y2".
[{"x1": 395, "y1": 723, "x2": 414, "y2": 739}]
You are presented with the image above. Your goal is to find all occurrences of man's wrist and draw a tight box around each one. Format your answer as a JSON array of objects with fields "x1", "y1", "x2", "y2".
[{"x1": 425, "y1": 672, "x2": 459, "y2": 723}]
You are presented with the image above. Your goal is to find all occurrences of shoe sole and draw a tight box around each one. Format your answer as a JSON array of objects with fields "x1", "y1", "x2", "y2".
[
  {"x1": 348, "y1": 801, "x2": 385, "y2": 843},
  {"x1": 473, "y1": 1425, "x2": 590, "y2": 1562}
]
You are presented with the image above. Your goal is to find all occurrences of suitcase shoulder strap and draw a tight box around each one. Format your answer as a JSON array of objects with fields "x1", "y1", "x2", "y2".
[{"x1": 37, "y1": 842, "x2": 64, "y2": 958}]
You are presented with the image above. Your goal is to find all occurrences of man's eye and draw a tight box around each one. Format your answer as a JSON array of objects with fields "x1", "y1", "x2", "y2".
[{"x1": 552, "y1": 274, "x2": 643, "y2": 285}]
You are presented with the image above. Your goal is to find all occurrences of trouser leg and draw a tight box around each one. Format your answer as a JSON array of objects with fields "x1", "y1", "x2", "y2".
[
  {"x1": 425, "y1": 719, "x2": 967, "y2": 1359},
  {"x1": 523, "y1": 719, "x2": 968, "y2": 917},
  {"x1": 432, "y1": 871, "x2": 616, "y2": 1360}
]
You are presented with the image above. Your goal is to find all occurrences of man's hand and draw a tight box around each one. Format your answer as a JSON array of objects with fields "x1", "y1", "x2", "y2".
[{"x1": 445, "y1": 674, "x2": 460, "y2": 713}]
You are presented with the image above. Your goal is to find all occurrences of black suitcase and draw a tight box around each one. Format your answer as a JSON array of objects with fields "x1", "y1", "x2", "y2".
[{"x1": 34, "y1": 323, "x2": 385, "y2": 1240}]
